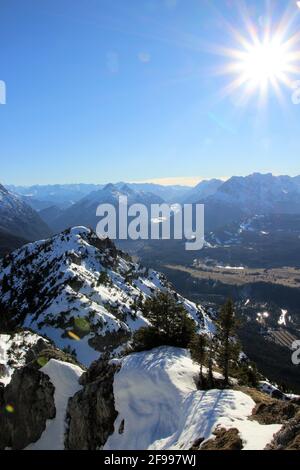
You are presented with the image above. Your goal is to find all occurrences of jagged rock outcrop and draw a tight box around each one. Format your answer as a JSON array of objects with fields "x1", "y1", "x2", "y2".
[
  {"x1": 0, "y1": 366, "x2": 56, "y2": 450},
  {"x1": 65, "y1": 355, "x2": 119, "y2": 450},
  {"x1": 199, "y1": 428, "x2": 243, "y2": 451},
  {"x1": 0, "y1": 330, "x2": 84, "y2": 389},
  {"x1": 252, "y1": 401, "x2": 299, "y2": 425},
  {"x1": 25, "y1": 337, "x2": 84, "y2": 370},
  {"x1": 266, "y1": 411, "x2": 300, "y2": 450}
]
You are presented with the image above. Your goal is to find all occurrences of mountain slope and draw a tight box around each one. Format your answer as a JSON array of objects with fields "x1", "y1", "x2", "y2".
[
  {"x1": 0, "y1": 227, "x2": 28, "y2": 258},
  {"x1": 51, "y1": 184, "x2": 165, "y2": 233},
  {"x1": 206, "y1": 173, "x2": 300, "y2": 215},
  {"x1": 8, "y1": 182, "x2": 190, "y2": 207},
  {"x1": 39, "y1": 205, "x2": 64, "y2": 226},
  {"x1": 0, "y1": 227, "x2": 212, "y2": 365},
  {"x1": 117, "y1": 182, "x2": 190, "y2": 203},
  {"x1": 0, "y1": 184, "x2": 52, "y2": 241},
  {"x1": 186, "y1": 173, "x2": 300, "y2": 231},
  {"x1": 182, "y1": 179, "x2": 224, "y2": 204},
  {"x1": 7, "y1": 183, "x2": 104, "y2": 210}
]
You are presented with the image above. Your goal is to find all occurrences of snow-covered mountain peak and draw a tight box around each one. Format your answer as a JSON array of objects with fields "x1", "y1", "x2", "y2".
[
  {"x1": 0, "y1": 227, "x2": 212, "y2": 365},
  {"x1": 208, "y1": 173, "x2": 300, "y2": 215}
]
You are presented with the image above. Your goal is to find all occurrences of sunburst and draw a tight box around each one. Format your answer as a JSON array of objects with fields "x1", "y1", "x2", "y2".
[{"x1": 212, "y1": 2, "x2": 300, "y2": 106}]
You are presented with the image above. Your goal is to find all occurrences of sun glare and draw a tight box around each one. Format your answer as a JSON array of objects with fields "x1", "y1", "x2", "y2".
[
  {"x1": 239, "y1": 40, "x2": 288, "y2": 87},
  {"x1": 213, "y1": 4, "x2": 300, "y2": 105}
]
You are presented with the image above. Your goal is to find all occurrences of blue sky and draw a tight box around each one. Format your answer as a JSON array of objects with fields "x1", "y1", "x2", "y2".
[{"x1": 1, "y1": 0, "x2": 300, "y2": 185}]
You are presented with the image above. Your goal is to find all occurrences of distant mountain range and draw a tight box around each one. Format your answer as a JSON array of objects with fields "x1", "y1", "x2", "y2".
[
  {"x1": 207, "y1": 173, "x2": 300, "y2": 214},
  {"x1": 7, "y1": 181, "x2": 190, "y2": 210},
  {"x1": 2, "y1": 173, "x2": 300, "y2": 251},
  {"x1": 200, "y1": 173, "x2": 300, "y2": 230},
  {"x1": 6, "y1": 184, "x2": 104, "y2": 210}
]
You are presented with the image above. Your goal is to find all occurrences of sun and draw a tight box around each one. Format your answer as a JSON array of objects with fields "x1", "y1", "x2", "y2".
[
  {"x1": 238, "y1": 40, "x2": 289, "y2": 88},
  {"x1": 213, "y1": 4, "x2": 300, "y2": 105}
]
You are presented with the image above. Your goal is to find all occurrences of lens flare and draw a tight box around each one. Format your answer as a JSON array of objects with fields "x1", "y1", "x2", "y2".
[
  {"x1": 67, "y1": 330, "x2": 81, "y2": 341},
  {"x1": 5, "y1": 404, "x2": 14, "y2": 413}
]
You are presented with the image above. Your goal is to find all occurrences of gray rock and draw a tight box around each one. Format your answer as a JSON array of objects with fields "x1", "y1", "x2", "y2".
[
  {"x1": 0, "y1": 366, "x2": 56, "y2": 450},
  {"x1": 65, "y1": 356, "x2": 119, "y2": 450},
  {"x1": 266, "y1": 411, "x2": 300, "y2": 450},
  {"x1": 88, "y1": 329, "x2": 130, "y2": 353},
  {"x1": 25, "y1": 337, "x2": 84, "y2": 369}
]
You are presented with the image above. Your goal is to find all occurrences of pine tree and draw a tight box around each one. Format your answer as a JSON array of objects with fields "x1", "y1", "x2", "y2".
[
  {"x1": 216, "y1": 299, "x2": 241, "y2": 386},
  {"x1": 189, "y1": 334, "x2": 207, "y2": 387},
  {"x1": 207, "y1": 334, "x2": 215, "y2": 388},
  {"x1": 236, "y1": 361, "x2": 260, "y2": 387},
  {"x1": 135, "y1": 291, "x2": 196, "y2": 349},
  {"x1": 97, "y1": 271, "x2": 109, "y2": 286},
  {"x1": 1, "y1": 274, "x2": 10, "y2": 294}
]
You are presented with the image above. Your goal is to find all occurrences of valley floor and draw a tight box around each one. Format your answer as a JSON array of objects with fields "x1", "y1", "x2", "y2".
[{"x1": 164, "y1": 263, "x2": 300, "y2": 289}]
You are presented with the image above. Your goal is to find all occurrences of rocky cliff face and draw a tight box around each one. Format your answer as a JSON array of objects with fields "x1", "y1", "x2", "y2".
[
  {"x1": 65, "y1": 356, "x2": 119, "y2": 450},
  {"x1": 0, "y1": 366, "x2": 56, "y2": 450},
  {"x1": 266, "y1": 411, "x2": 300, "y2": 450}
]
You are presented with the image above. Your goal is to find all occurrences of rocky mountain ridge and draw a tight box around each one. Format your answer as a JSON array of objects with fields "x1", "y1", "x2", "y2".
[{"x1": 0, "y1": 226, "x2": 212, "y2": 365}]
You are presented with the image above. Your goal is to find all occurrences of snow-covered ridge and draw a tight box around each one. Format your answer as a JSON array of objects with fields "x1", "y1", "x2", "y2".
[
  {"x1": 105, "y1": 347, "x2": 282, "y2": 451},
  {"x1": 0, "y1": 227, "x2": 213, "y2": 365},
  {"x1": 210, "y1": 173, "x2": 300, "y2": 212}
]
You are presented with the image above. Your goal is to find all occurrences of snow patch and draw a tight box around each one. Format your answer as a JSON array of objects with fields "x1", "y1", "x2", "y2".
[
  {"x1": 26, "y1": 359, "x2": 83, "y2": 450},
  {"x1": 105, "y1": 347, "x2": 281, "y2": 450}
]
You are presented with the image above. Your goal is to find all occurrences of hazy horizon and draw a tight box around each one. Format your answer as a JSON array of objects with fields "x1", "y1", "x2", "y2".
[{"x1": 4, "y1": 171, "x2": 300, "y2": 188}]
